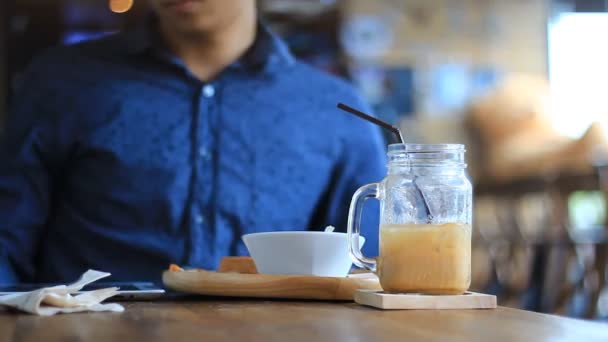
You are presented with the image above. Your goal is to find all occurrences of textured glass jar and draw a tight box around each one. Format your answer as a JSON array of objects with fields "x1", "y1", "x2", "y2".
[{"x1": 348, "y1": 144, "x2": 473, "y2": 294}]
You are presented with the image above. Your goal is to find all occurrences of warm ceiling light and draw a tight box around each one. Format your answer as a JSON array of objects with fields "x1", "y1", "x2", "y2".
[{"x1": 109, "y1": 0, "x2": 134, "y2": 13}]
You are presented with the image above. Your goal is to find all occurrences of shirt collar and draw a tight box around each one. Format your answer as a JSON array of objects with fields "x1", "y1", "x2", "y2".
[{"x1": 125, "y1": 16, "x2": 295, "y2": 74}]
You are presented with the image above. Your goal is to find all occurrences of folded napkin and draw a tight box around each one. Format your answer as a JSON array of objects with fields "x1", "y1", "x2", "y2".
[{"x1": 0, "y1": 270, "x2": 124, "y2": 316}]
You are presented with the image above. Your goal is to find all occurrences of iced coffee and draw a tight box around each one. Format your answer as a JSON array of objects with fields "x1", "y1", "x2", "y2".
[
  {"x1": 347, "y1": 144, "x2": 473, "y2": 295},
  {"x1": 378, "y1": 223, "x2": 471, "y2": 294}
]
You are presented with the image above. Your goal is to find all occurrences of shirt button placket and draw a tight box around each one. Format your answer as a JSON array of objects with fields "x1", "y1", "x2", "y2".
[
  {"x1": 191, "y1": 82, "x2": 215, "y2": 264},
  {"x1": 198, "y1": 84, "x2": 214, "y2": 163}
]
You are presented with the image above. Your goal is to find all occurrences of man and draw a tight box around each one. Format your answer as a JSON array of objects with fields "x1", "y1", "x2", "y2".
[{"x1": 0, "y1": 0, "x2": 386, "y2": 284}]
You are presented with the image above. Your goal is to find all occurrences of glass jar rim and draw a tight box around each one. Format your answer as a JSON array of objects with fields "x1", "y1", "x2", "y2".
[
  {"x1": 387, "y1": 143, "x2": 467, "y2": 169},
  {"x1": 388, "y1": 143, "x2": 465, "y2": 154}
]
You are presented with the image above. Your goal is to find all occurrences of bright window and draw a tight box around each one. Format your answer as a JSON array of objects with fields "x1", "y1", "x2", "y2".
[{"x1": 548, "y1": 13, "x2": 608, "y2": 138}]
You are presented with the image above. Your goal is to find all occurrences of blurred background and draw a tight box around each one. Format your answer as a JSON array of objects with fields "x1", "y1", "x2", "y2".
[{"x1": 1, "y1": 0, "x2": 608, "y2": 321}]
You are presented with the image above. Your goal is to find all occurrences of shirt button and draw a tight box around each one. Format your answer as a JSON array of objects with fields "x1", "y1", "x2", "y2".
[
  {"x1": 198, "y1": 146, "x2": 210, "y2": 160},
  {"x1": 202, "y1": 84, "x2": 215, "y2": 98},
  {"x1": 195, "y1": 215, "x2": 205, "y2": 225}
]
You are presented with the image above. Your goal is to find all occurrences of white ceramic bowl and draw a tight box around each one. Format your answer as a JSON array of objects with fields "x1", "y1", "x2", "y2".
[{"x1": 242, "y1": 231, "x2": 365, "y2": 277}]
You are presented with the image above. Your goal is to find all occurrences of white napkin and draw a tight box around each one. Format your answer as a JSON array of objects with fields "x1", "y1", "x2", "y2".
[{"x1": 0, "y1": 270, "x2": 124, "y2": 316}]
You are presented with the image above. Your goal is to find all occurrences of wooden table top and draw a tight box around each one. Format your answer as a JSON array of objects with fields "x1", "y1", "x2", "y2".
[{"x1": 1, "y1": 299, "x2": 607, "y2": 342}]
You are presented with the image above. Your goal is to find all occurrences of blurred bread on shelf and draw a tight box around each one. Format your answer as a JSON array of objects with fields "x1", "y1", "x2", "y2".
[{"x1": 466, "y1": 74, "x2": 608, "y2": 182}]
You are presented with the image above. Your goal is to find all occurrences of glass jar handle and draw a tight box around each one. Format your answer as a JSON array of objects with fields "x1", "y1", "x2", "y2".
[{"x1": 347, "y1": 182, "x2": 379, "y2": 272}]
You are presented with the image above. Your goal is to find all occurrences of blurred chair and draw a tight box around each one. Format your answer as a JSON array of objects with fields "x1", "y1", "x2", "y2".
[{"x1": 473, "y1": 168, "x2": 607, "y2": 320}]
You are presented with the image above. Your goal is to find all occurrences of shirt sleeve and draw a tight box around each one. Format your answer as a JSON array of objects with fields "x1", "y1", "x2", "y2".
[
  {"x1": 311, "y1": 96, "x2": 387, "y2": 257},
  {"x1": 0, "y1": 57, "x2": 64, "y2": 283}
]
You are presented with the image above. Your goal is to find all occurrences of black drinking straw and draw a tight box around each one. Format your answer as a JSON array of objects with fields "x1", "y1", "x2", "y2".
[
  {"x1": 337, "y1": 103, "x2": 405, "y2": 143},
  {"x1": 336, "y1": 102, "x2": 434, "y2": 223}
]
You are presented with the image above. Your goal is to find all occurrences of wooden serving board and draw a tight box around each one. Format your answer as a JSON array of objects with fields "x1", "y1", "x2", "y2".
[
  {"x1": 355, "y1": 290, "x2": 497, "y2": 310},
  {"x1": 162, "y1": 269, "x2": 382, "y2": 300}
]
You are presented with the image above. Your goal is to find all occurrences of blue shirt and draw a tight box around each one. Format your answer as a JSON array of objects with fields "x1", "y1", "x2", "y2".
[{"x1": 0, "y1": 22, "x2": 386, "y2": 284}]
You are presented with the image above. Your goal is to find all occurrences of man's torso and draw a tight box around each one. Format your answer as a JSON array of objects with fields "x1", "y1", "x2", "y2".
[{"x1": 23, "y1": 30, "x2": 366, "y2": 283}]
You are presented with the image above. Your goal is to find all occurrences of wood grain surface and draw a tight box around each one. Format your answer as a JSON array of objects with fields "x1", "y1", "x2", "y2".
[{"x1": 1, "y1": 300, "x2": 607, "y2": 342}]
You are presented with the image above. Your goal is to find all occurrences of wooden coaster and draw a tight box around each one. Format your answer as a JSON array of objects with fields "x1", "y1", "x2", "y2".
[{"x1": 354, "y1": 290, "x2": 497, "y2": 310}]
